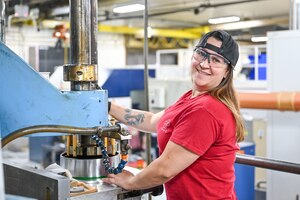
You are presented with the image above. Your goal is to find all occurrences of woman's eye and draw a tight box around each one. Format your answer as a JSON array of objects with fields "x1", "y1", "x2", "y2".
[
  {"x1": 212, "y1": 57, "x2": 221, "y2": 64},
  {"x1": 200, "y1": 52, "x2": 206, "y2": 57}
]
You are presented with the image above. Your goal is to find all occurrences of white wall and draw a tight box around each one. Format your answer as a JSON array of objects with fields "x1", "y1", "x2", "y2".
[
  {"x1": 4, "y1": 27, "x2": 126, "y2": 69},
  {"x1": 4, "y1": 27, "x2": 126, "y2": 91},
  {"x1": 97, "y1": 34, "x2": 126, "y2": 68},
  {"x1": 5, "y1": 27, "x2": 57, "y2": 62},
  {"x1": 266, "y1": 30, "x2": 300, "y2": 200}
]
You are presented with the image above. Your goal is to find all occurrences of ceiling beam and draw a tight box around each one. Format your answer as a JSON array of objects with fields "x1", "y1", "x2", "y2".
[{"x1": 41, "y1": 19, "x2": 205, "y2": 39}]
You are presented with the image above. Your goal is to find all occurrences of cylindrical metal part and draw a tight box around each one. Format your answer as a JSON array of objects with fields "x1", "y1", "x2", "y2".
[
  {"x1": 0, "y1": 0, "x2": 3, "y2": 19},
  {"x1": 66, "y1": 0, "x2": 100, "y2": 156},
  {"x1": 68, "y1": 0, "x2": 98, "y2": 91},
  {"x1": 72, "y1": 135, "x2": 77, "y2": 157},
  {"x1": 60, "y1": 153, "x2": 120, "y2": 179},
  {"x1": 70, "y1": 0, "x2": 92, "y2": 65},
  {"x1": 0, "y1": 0, "x2": 5, "y2": 42},
  {"x1": 111, "y1": 138, "x2": 116, "y2": 156},
  {"x1": 143, "y1": 0, "x2": 152, "y2": 168},
  {"x1": 70, "y1": 82, "x2": 98, "y2": 91},
  {"x1": 67, "y1": 136, "x2": 71, "y2": 156},
  {"x1": 90, "y1": 0, "x2": 98, "y2": 65},
  {"x1": 236, "y1": 154, "x2": 300, "y2": 175},
  {"x1": 99, "y1": 125, "x2": 121, "y2": 133},
  {"x1": 63, "y1": 64, "x2": 98, "y2": 82}
]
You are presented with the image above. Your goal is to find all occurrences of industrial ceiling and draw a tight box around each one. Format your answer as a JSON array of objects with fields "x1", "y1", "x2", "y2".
[{"x1": 4, "y1": 0, "x2": 290, "y2": 43}]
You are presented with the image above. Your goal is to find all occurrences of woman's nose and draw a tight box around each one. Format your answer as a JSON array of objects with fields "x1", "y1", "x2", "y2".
[{"x1": 199, "y1": 59, "x2": 210, "y2": 68}]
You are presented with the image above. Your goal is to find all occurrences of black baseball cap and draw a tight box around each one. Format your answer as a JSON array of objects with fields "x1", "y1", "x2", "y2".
[{"x1": 195, "y1": 30, "x2": 239, "y2": 67}]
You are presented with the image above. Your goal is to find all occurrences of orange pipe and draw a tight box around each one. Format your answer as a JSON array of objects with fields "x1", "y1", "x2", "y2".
[{"x1": 237, "y1": 92, "x2": 300, "y2": 111}]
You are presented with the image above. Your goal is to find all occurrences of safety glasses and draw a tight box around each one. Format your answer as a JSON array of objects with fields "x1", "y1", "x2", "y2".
[{"x1": 193, "y1": 48, "x2": 230, "y2": 68}]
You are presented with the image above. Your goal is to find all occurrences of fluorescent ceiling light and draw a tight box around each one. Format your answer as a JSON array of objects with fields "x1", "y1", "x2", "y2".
[
  {"x1": 208, "y1": 16, "x2": 240, "y2": 24},
  {"x1": 251, "y1": 36, "x2": 268, "y2": 42},
  {"x1": 113, "y1": 4, "x2": 145, "y2": 14}
]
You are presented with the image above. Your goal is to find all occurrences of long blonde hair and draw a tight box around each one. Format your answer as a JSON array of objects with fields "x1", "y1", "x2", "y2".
[{"x1": 209, "y1": 69, "x2": 245, "y2": 142}]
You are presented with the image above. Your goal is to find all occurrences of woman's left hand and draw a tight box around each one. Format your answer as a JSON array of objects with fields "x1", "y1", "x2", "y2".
[{"x1": 102, "y1": 169, "x2": 135, "y2": 190}]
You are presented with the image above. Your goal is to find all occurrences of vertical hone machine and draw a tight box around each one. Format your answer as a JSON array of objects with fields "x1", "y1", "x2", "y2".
[
  {"x1": 0, "y1": 0, "x2": 129, "y2": 180},
  {"x1": 60, "y1": 0, "x2": 131, "y2": 179},
  {"x1": 0, "y1": 0, "x2": 163, "y2": 199}
]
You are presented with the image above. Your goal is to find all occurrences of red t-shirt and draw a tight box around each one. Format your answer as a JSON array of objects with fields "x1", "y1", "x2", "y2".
[{"x1": 157, "y1": 90, "x2": 239, "y2": 200}]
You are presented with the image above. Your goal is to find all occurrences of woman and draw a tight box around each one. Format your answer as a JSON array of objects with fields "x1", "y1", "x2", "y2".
[{"x1": 103, "y1": 30, "x2": 245, "y2": 199}]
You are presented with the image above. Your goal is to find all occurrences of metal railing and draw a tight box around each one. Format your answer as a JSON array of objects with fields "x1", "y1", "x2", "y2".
[{"x1": 236, "y1": 153, "x2": 300, "y2": 175}]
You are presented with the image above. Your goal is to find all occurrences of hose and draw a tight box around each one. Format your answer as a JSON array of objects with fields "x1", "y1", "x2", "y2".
[{"x1": 1, "y1": 125, "x2": 99, "y2": 148}]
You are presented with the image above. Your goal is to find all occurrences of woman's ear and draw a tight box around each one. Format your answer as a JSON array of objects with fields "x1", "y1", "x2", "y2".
[{"x1": 224, "y1": 70, "x2": 229, "y2": 79}]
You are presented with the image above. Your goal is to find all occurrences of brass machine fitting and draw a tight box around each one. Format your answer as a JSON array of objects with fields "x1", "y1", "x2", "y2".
[{"x1": 63, "y1": 64, "x2": 98, "y2": 82}]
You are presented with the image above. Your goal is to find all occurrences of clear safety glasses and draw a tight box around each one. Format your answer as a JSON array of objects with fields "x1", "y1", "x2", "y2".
[{"x1": 193, "y1": 48, "x2": 230, "y2": 68}]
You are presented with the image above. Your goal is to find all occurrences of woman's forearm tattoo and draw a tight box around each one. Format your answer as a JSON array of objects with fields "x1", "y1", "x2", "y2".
[{"x1": 124, "y1": 109, "x2": 145, "y2": 125}]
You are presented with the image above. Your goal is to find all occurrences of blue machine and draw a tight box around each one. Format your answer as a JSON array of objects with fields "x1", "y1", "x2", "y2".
[
  {"x1": 0, "y1": 41, "x2": 108, "y2": 138},
  {"x1": 103, "y1": 69, "x2": 155, "y2": 98},
  {"x1": 235, "y1": 142, "x2": 255, "y2": 200}
]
